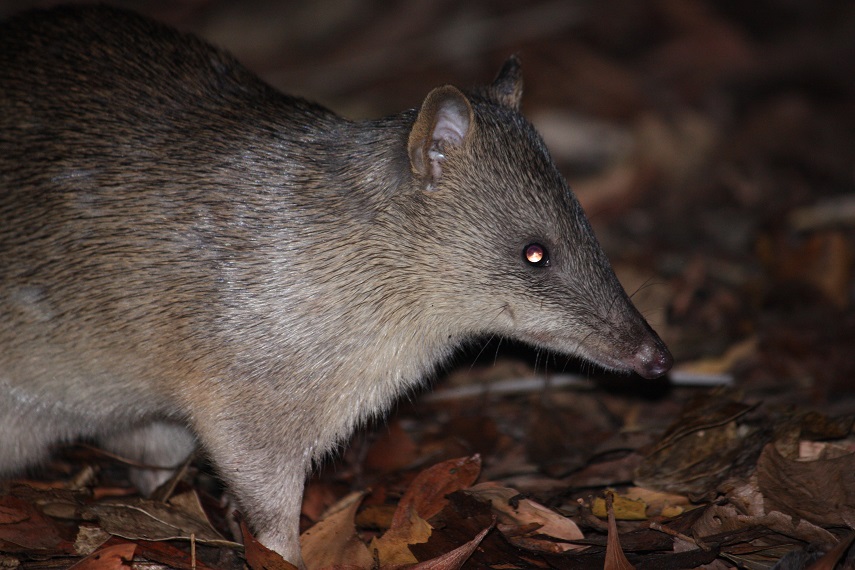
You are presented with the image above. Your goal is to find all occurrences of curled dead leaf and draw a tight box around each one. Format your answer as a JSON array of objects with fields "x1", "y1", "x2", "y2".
[
  {"x1": 393, "y1": 455, "x2": 481, "y2": 528},
  {"x1": 85, "y1": 496, "x2": 238, "y2": 547},
  {"x1": 604, "y1": 491, "x2": 635, "y2": 570},
  {"x1": 399, "y1": 522, "x2": 494, "y2": 570},
  {"x1": 466, "y1": 482, "x2": 584, "y2": 553}
]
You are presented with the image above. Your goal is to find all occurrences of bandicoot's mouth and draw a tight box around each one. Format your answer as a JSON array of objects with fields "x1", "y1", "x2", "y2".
[
  {"x1": 581, "y1": 341, "x2": 673, "y2": 379},
  {"x1": 521, "y1": 330, "x2": 673, "y2": 380}
]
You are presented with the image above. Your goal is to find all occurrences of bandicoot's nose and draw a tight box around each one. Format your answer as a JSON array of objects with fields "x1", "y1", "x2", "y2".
[{"x1": 629, "y1": 339, "x2": 673, "y2": 379}]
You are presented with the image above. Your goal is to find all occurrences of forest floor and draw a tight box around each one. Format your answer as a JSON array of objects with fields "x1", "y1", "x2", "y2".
[{"x1": 1, "y1": 0, "x2": 855, "y2": 568}]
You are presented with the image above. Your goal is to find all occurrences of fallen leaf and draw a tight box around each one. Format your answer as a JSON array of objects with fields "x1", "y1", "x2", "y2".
[
  {"x1": 635, "y1": 392, "x2": 764, "y2": 496},
  {"x1": 408, "y1": 490, "x2": 516, "y2": 565},
  {"x1": 623, "y1": 487, "x2": 691, "y2": 518},
  {"x1": 370, "y1": 505, "x2": 433, "y2": 565},
  {"x1": 604, "y1": 491, "x2": 635, "y2": 570},
  {"x1": 692, "y1": 503, "x2": 837, "y2": 547},
  {"x1": 392, "y1": 455, "x2": 481, "y2": 528},
  {"x1": 691, "y1": 502, "x2": 755, "y2": 539},
  {"x1": 240, "y1": 518, "x2": 300, "y2": 570},
  {"x1": 67, "y1": 542, "x2": 136, "y2": 570},
  {"x1": 300, "y1": 491, "x2": 372, "y2": 569},
  {"x1": 366, "y1": 456, "x2": 482, "y2": 565},
  {"x1": 166, "y1": 491, "x2": 210, "y2": 524},
  {"x1": 0, "y1": 501, "x2": 28, "y2": 524},
  {"x1": 751, "y1": 512, "x2": 839, "y2": 549},
  {"x1": 74, "y1": 526, "x2": 111, "y2": 556},
  {"x1": 756, "y1": 443, "x2": 855, "y2": 528},
  {"x1": 466, "y1": 482, "x2": 584, "y2": 553},
  {"x1": 806, "y1": 531, "x2": 855, "y2": 570},
  {"x1": 0, "y1": 494, "x2": 67, "y2": 550},
  {"x1": 136, "y1": 539, "x2": 216, "y2": 570},
  {"x1": 399, "y1": 522, "x2": 494, "y2": 570},
  {"x1": 86, "y1": 497, "x2": 238, "y2": 547},
  {"x1": 647, "y1": 392, "x2": 758, "y2": 451},
  {"x1": 794, "y1": 410, "x2": 855, "y2": 441},
  {"x1": 798, "y1": 439, "x2": 855, "y2": 461},
  {"x1": 354, "y1": 503, "x2": 396, "y2": 530},
  {"x1": 592, "y1": 491, "x2": 647, "y2": 520}
]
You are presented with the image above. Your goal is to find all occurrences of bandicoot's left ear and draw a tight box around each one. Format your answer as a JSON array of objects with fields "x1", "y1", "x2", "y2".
[
  {"x1": 487, "y1": 55, "x2": 523, "y2": 111},
  {"x1": 407, "y1": 85, "x2": 473, "y2": 190}
]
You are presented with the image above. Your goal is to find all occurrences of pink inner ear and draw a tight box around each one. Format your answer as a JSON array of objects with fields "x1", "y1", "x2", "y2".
[{"x1": 432, "y1": 103, "x2": 469, "y2": 147}]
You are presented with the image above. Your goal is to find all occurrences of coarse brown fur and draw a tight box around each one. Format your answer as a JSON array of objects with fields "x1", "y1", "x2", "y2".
[{"x1": 0, "y1": 5, "x2": 671, "y2": 566}]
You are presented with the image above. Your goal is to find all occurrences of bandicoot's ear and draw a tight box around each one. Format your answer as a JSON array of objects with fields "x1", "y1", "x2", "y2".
[
  {"x1": 408, "y1": 85, "x2": 473, "y2": 190},
  {"x1": 488, "y1": 55, "x2": 523, "y2": 111}
]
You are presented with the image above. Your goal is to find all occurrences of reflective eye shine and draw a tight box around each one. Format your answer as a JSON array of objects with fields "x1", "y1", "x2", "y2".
[{"x1": 523, "y1": 243, "x2": 549, "y2": 267}]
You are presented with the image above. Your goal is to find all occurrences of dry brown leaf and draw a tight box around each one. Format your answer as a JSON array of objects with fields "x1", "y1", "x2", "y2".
[
  {"x1": 806, "y1": 531, "x2": 855, "y2": 570},
  {"x1": 85, "y1": 497, "x2": 237, "y2": 546},
  {"x1": 368, "y1": 455, "x2": 481, "y2": 565},
  {"x1": 693, "y1": 503, "x2": 838, "y2": 547},
  {"x1": 134, "y1": 538, "x2": 217, "y2": 570},
  {"x1": 466, "y1": 482, "x2": 584, "y2": 553},
  {"x1": 397, "y1": 523, "x2": 494, "y2": 570},
  {"x1": 592, "y1": 492, "x2": 647, "y2": 520},
  {"x1": 752, "y1": 512, "x2": 839, "y2": 549},
  {"x1": 354, "y1": 503, "x2": 396, "y2": 530},
  {"x1": 722, "y1": 473, "x2": 765, "y2": 517},
  {"x1": 73, "y1": 526, "x2": 112, "y2": 557},
  {"x1": 0, "y1": 500, "x2": 28, "y2": 525},
  {"x1": 67, "y1": 542, "x2": 137, "y2": 570},
  {"x1": 635, "y1": 392, "x2": 763, "y2": 496},
  {"x1": 370, "y1": 505, "x2": 432, "y2": 565},
  {"x1": 623, "y1": 487, "x2": 691, "y2": 518},
  {"x1": 167, "y1": 491, "x2": 212, "y2": 526},
  {"x1": 604, "y1": 492, "x2": 635, "y2": 570},
  {"x1": 300, "y1": 491, "x2": 372, "y2": 569},
  {"x1": 692, "y1": 503, "x2": 745, "y2": 538},
  {"x1": 0, "y1": 494, "x2": 66, "y2": 550},
  {"x1": 392, "y1": 455, "x2": 481, "y2": 528},
  {"x1": 240, "y1": 518, "x2": 300, "y2": 570},
  {"x1": 647, "y1": 392, "x2": 758, "y2": 450},
  {"x1": 757, "y1": 443, "x2": 855, "y2": 528}
]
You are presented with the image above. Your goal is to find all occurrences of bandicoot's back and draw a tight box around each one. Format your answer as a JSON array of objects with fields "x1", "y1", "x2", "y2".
[{"x1": 0, "y1": 5, "x2": 671, "y2": 566}]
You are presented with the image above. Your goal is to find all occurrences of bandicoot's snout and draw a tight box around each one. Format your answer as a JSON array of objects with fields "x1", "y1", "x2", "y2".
[{"x1": 628, "y1": 337, "x2": 673, "y2": 379}]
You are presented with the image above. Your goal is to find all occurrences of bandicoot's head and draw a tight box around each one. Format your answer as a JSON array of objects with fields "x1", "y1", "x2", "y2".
[{"x1": 397, "y1": 57, "x2": 671, "y2": 379}]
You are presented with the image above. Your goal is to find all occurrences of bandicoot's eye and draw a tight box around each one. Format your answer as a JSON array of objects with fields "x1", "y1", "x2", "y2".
[{"x1": 523, "y1": 243, "x2": 550, "y2": 267}]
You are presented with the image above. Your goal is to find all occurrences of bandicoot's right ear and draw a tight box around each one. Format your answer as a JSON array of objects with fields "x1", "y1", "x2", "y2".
[
  {"x1": 487, "y1": 55, "x2": 523, "y2": 111},
  {"x1": 408, "y1": 85, "x2": 473, "y2": 191}
]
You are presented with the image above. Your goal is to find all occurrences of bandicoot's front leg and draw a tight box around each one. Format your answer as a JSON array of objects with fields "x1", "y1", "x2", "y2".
[{"x1": 193, "y1": 411, "x2": 311, "y2": 568}]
